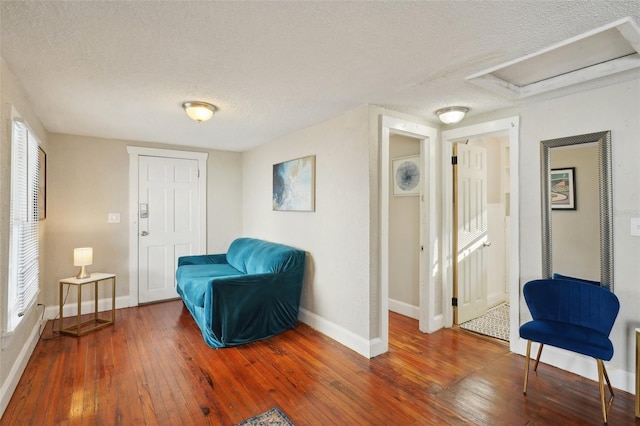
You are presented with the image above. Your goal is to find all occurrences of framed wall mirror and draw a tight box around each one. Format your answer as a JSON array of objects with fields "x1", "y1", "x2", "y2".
[{"x1": 540, "y1": 130, "x2": 613, "y2": 291}]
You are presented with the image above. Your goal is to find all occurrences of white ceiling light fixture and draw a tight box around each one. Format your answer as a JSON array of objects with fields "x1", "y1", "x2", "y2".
[
  {"x1": 435, "y1": 106, "x2": 469, "y2": 124},
  {"x1": 181, "y1": 101, "x2": 218, "y2": 122}
]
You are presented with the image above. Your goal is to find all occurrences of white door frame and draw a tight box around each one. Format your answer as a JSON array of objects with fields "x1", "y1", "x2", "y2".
[
  {"x1": 127, "y1": 146, "x2": 208, "y2": 307},
  {"x1": 376, "y1": 115, "x2": 438, "y2": 357},
  {"x1": 441, "y1": 117, "x2": 520, "y2": 353}
]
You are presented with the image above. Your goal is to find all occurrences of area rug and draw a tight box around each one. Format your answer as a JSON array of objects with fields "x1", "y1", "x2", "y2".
[
  {"x1": 236, "y1": 407, "x2": 294, "y2": 426},
  {"x1": 459, "y1": 303, "x2": 509, "y2": 341}
]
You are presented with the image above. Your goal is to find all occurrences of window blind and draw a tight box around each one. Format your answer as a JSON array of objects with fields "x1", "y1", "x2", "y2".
[{"x1": 7, "y1": 117, "x2": 40, "y2": 332}]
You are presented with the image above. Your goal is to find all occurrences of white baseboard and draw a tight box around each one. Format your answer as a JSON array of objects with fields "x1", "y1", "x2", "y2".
[
  {"x1": 298, "y1": 307, "x2": 380, "y2": 359},
  {"x1": 388, "y1": 298, "x2": 419, "y2": 320},
  {"x1": 425, "y1": 313, "x2": 444, "y2": 333},
  {"x1": 0, "y1": 320, "x2": 40, "y2": 418},
  {"x1": 44, "y1": 295, "x2": 133, "y2": 320},
  {"x1": 514, "y1": 337, "x2": 635, "y2": 394}
]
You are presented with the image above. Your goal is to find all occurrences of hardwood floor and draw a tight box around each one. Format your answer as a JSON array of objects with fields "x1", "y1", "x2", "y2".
[{"x1": 2, "y1": 300, "x2": 637, "y2": 425}]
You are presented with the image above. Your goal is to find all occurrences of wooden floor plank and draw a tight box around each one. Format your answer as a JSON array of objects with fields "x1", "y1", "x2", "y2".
[{"x1": 1, "y1": 300, "x2": 637, "y2": 425}]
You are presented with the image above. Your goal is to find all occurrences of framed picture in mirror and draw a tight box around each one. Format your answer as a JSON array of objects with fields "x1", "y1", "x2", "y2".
[{"x1": 550, "y1": 167, "x2": 575, "y2": 210}]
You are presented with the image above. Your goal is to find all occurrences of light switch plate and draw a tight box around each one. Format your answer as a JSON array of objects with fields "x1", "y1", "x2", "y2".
[
  {"x1": 631, "y1": 217, "x2": 640, "y2": 237},
  {"x1": 108, "y1": 213, "x2": 120, "y2": 224}
]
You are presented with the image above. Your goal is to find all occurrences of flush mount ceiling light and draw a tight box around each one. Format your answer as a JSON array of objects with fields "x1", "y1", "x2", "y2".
[
  {"x1": 181, "y1": 101, "x2": 218, "y2": 122},
  {"x1": 435, "y1": 106, "x2": 469, "y2": 124},
  {"x1": 466, "y1": 17, "x2": 640, "y2": 99}
]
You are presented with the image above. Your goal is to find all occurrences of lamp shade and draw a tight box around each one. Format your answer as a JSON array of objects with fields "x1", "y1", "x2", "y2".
[
  {"x1": 181, "y1": 101, "x2": 217, "y2": 122},
  {"x1": 435, "y1": 106, "x2": 469, "y2": 124},
  {"x1": 74, "y1": 247, "x2": 92, "y2": 279},
  {"x1": 74, "y1": 247, "x2": 93, "y2": 266}
]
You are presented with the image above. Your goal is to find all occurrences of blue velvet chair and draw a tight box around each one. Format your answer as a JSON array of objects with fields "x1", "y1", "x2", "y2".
[{"x1": 519, "y1": 278, "x2": 620, "y2": 424}]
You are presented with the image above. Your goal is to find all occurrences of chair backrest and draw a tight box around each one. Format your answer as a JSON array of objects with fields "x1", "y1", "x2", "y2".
[
  {"x1": 523, "y1": 279, "x2": 620, "y2": 336},
  {"x1": 552, "y1": 272, "x2": 601, "y2": 287}
]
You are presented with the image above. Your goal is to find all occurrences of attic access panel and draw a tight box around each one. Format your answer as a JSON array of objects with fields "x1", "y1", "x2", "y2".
[{"x1": 466, "y1": 17, "x2": 640, "y2": 99}]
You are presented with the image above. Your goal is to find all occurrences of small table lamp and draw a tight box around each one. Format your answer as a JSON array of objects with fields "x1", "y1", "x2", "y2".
[{"x1": 74, "y1": 247, "x2": 93, "y2": 279}]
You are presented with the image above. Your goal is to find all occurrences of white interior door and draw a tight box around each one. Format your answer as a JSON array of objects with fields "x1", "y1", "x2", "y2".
[
  {"x1": 138, "y1": 155, "x2": 202, "y2": 303},
  {"x1": 456, "y1": 143, "x2": 489, "y2": 323}
]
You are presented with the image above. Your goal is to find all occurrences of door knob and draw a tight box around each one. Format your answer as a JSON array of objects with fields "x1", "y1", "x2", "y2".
[
  {"x1": 140, "y1": 231, "x2": 149, "y2": 236},
  {"x1": 483, "y1": 241, "x2": 492, "y2": 247}
]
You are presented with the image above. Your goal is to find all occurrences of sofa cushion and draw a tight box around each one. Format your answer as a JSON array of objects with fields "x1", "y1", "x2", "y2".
[
  {"x1": 519, "y1": 320, "x2": 614, "y2": 360},
  {"x1": 177, "y1": 264, "x2": 243, "y2": 308},
  {"x1": 176, "y1": 263, "x2": 242, "y2": 282},
  {"x1": 226, "y1": 237, "x2": 303, "y2": 274}
]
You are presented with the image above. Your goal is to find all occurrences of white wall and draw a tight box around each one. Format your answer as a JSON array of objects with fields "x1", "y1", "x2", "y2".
[{"x1": 388, "y1": 135, "x2": 420, "y2": 317}]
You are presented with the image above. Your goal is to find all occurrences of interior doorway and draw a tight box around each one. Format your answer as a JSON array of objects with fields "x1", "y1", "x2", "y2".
[
  {"x1": 376, "y1": 115, "x2": 438, "y2": 358},
  {"x1": 453, "y1": 135, "x2": 511, "y2": 341},
  {"x1": 388, "y1": 134, "x2": 421, "y2": 320},
  {"x1": 442, "y1": 117, "x2": 520, "y2": 353}
]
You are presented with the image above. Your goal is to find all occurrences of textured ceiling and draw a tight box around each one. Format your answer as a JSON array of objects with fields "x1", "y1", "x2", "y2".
[{"x1": 1, "y1": 1, "x2": 639, "y2": 152}]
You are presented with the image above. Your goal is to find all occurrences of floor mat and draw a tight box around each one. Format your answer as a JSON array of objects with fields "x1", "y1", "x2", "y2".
[
  {"x1": 459, "y1": 303, "x2": 509, "y2": 341},
  {"x1": 236, "y1": 407, "x2": 294, "y2": 426}
]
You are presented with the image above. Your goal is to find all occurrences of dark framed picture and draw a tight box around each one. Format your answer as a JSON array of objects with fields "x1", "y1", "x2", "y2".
[
  {"x1": 550, "y1": 167, "x2": 575, "y2": 210},
  {"x1": 38, "y1": 146, "x2": 46, "y2": 220}
]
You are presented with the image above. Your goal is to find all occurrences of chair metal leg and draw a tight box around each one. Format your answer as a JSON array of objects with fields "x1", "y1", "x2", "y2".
[
  {"x1": 602, "y1": 361, "x2": 614, "y2": 399},
  {"x1": 523, "y1": 340, "x2": 532, "y2": 394},
  {"x1": 597, "y1": 359, "x2": 609, "y2": 424},
  {"x1": 533, "y1": 343, "x2": 544, "y2": 372}
]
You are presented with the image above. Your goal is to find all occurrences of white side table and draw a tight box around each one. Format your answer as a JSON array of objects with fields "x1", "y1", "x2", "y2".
[{"x1": 59, "y1": 273, "x2": 116, "y2": 336}]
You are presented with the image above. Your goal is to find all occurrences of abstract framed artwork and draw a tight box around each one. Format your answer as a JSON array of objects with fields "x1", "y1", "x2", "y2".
[
  {"x1": 273, "y1": 155, "x2": 315, "y2": 212},
  {"x1": 550, "y1": 167, "x2": 576, "y2": 210},
  {"x1": 392, "y1": 155, "x2": 421, "y2": 196}
]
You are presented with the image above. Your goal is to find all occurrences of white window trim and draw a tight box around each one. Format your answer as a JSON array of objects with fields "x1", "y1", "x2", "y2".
[{"x1": 4, "y1": 107, "x2": 41, "y2": 335}]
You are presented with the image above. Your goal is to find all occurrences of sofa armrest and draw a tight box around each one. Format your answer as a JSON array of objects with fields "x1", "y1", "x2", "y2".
[
  {"x1": 205, "y1": 270, "x2": 304, "y2": 346},
  {"x1": 178, "y1": 253, "x2": 227, "y2": 267}
]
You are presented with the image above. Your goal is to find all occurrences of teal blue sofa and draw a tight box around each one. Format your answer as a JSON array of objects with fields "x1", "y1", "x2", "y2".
[{"x1": 176, "y1": 237, "x2": 306, "y2": 348}]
